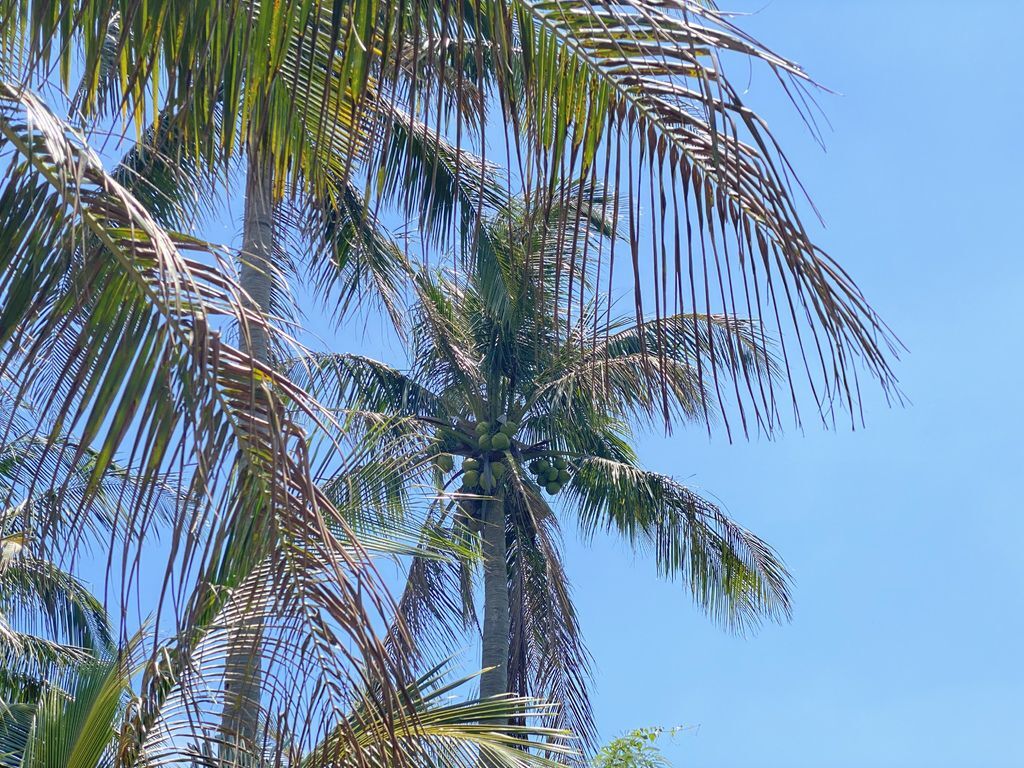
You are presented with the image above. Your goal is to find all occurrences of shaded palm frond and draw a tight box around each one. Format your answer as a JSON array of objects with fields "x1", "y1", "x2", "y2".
[
  {"x1": 290, "y1": 353, "x2": 446, "y2": 421},
  {"x1": 531, "y1": 312, "x2": 780, "y2": 432},
  {"x1": 284, "y1": 183, "x2": 413, "y2": 333},
  {"x1": 0, "y1": 554, "x2": 112, "y2": 655}
]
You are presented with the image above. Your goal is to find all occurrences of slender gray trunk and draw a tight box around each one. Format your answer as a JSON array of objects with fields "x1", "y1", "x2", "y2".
[
  {"x1": 238, "y1": 150, "x2": 276, "y2": 364},
  {"x1": 480, "y1": 498, "x2": 510, "y2": 714},
  {"x1": 221, "y1": 147, "x2": 276, "y2": 760}
]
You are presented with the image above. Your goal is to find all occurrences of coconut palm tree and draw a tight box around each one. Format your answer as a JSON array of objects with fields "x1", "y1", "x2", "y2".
[
  {"x1": 295, "y1": 185, "x2": 792, "y2": 747},
  {"x1": 0, "y1": 0, "x2": 900, "y2": 757}
]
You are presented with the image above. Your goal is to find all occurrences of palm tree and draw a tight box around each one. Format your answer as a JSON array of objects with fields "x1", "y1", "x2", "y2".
[
  {"x1": 297, "y1": 186, "x2": 792, "y2": 746},
  {"x1": 0, "y1": 0, "x2": 900, "y2": 757},
  {"x1": 0, "y1": 531, "x2": 112, "y2": 704},
  {"x1": 0, "y1": 397, "x2": 153, "y2": 703}
]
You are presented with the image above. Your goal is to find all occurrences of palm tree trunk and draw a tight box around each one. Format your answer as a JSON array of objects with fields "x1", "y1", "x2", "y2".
[
  {"x1": 480, "y1": 498, "x2": 510, "y2": 712},
  {"x1": 221, "y1": 146, "x2": 276, "y2": 757},
  {"x1": 239, "y1": 150, "x2": 276, "y2": 364}
]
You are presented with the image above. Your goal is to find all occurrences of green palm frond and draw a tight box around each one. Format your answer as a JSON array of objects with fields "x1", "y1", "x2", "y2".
[
  {"x1": 305, "y1": 661, "x2": 575, "y2": 768},
  {"x1": 568, "y1": 455, "x2": 791, "y2": 632},
  {"x1": 0, "y1": 80, "x2": 431, "y2": 762},
  {"x1": 530, "y1": 312, "x2": 780, "y2": 431},
  {"x1": 0, "y1": 555, "x2": 112, "y2": 656},
  {"x1": 0, "y1": 643, "x2": 136, "y2": 768}
]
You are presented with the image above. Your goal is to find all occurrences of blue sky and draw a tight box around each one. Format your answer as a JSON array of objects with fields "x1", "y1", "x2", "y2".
[{"x1": 564, "y1": 3, "x2": 1024, "y2": 766}]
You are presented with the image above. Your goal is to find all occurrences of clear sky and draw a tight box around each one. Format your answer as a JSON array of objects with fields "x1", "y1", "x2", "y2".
[
  {"x1": 82, "y1": 1, "x2": 1021, "y2": 765},
  {"x1": 563, "y1": 2, "x2": 1024, "y2": 766}
]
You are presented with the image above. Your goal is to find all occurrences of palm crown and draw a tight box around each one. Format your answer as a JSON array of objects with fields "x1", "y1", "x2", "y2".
[{"x1": 307, "y1": 188, "x2": 792, "y2": 746}]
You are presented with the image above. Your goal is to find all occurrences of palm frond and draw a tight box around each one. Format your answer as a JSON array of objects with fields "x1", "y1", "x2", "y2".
[
  {"x1": 495, "y1": 0, "x2": 899, "y2": 427},
  {"x1": 531, "y1": 312, "x2": 780, "y2": 432},
  {"x1": 0, "y1": 81, "x2": 424, "y2": 763},
  {"x1": 306, "y1": 661, "x2": 576, "y2": 768},
  {"x1": 568, "y1": 455, "x2": 792, "y2": 633}
]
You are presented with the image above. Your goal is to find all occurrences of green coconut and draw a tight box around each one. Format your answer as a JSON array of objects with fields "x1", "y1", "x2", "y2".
[
  {"x1": 499, "y1": 420, "x2": 518, "y2": 436},
  {"x1": 477, "y1": 434, "x2": 492, "y2": 450},
  {"x1": 491, "y1": 432, "x2": 510, "y2": 451},
  {"x1": 545, "y1": 482, "x2": 562, "y2": 495},
  {"x1": 546, "y1": 467, "x2": 560, "y2": 483},
  {"x1": 463, "y1": 470, "x2": 480, "y2": 487},
  {"x1": 536, "y1": 459, "x2": 551, "y2": 474},
  {"x1": 475, "y1": 421, "x2": 492, "y2": 436},
  {"x1": 556, "y1": 468, "x2": 570, "y2": 483},
  {"x1": 436, "y1": 454, "x2": 454, "y2": 472},
  {"x1": 463, "y1": 458, "x2": 480, "y2": 471},
  {"x1": 553, "y1": 456, "x2": 567, "y2": 470},
  {"x1": 480, "y1": 474, "x2": 495, "y2": 492},
  {"x1": 491, "y1": 461, "x2": 507, "y2": 479}
]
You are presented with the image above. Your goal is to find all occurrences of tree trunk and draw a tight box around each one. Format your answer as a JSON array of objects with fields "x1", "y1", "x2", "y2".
[
  {"x1": 479, "y1": 498, "x2": 510, "y2": 713},
  {"x1": 238, "y1": 150, "x2": 276, "y2": 364},
  {"x1": 221, "y1": 147, "x2": 276, "y2": 760}
]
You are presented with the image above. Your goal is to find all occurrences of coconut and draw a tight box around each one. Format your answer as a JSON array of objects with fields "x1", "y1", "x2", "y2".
[
  {"x1": 546, "y1": 467, "x2": 560, "y2": 483},
  {"x1": 463, "y1": 470, "x2": 480, "y2": 487},
  {"x1": 436, "y1": 454, "x2": 454, "y2": 472},
  {"x1": 499, "y1": 420, "x2": 517, "y2": 436},
  {"x1": 545, "y1": 482, "x2": 562, "y2": 494},
  {"x1": 463, "y1": 458, "x2": 480, "y2": 471},
  {"x1": 553, "y1": 456, "x2": 567, "y2": 470},
  {"x1": 556, "y1": 468, "x2": 570, "y2": 483},
  {"x1": 491, "y1": 432, "x2": 510, "y2": 451},
  {"x1": 478, "y1": 434, "x2": 492, "y2": 450},
  {"x1": 475, "y1": 421, "x2": 492, "y2": 436},
  {"x1": 491, "y1": 461, "x2": 507, "y2": 479},
  {"x1": 536, "y1": 459, "x2": 551, "y2": 474},
  {"x1": 480, "y1": 475, "x2": 495, "y2": 492}
]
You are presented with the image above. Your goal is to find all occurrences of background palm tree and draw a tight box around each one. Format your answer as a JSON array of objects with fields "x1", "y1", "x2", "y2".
[
  {"x1": 0, "y1": 397, "x2": 154, "y2": 704},
  {"x1": 0, "y1": 533, "x2": 112, "y2": 705},
  {"x1": 298, "y1": 185, "x2": 792, "y2": 747}
]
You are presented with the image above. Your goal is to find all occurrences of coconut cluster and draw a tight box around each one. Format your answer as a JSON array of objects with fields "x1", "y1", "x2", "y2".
[
  {"x1": 433, "y1": 416, "x2": 569, "y2": 496},
  {"x1": 457, "y1": 418, "x2": 517, "y2": 492},
  {"x1": 528, "y1": 456, "x2": 570, "y2": 495}
]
